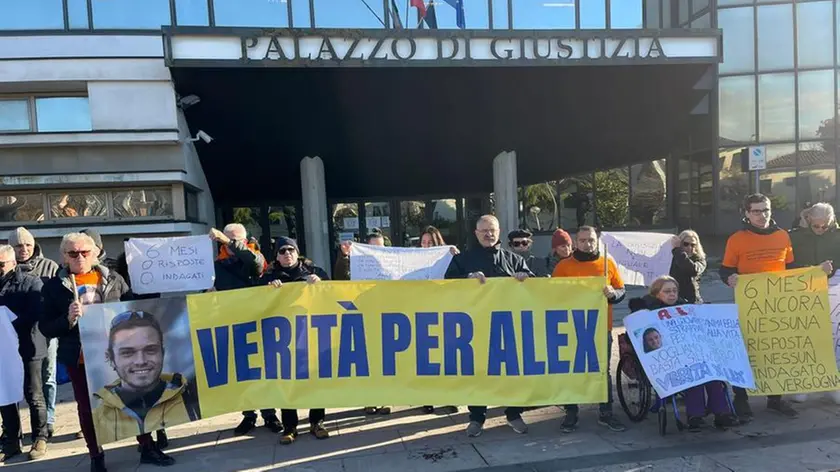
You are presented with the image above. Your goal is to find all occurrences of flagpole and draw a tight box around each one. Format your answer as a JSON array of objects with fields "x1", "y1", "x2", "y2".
[
  {"x1": 406, "y1": 0, "x2": 410, "y2": 27},
  {"x1": 359, "y1": 0, "x2": 387, "y2": 27}
]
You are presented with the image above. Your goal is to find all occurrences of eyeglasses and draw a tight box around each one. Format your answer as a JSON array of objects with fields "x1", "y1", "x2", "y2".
[
  {"x1": 682, "y1": 242, "x2": 697, "y2": 248},
  {"x1": 277, "y1": 247, "x2": 296, "y2": 255},
  {"x1": 66, "y1": 250, "x2": 91, "y2": 259},
  {"x1": 511, "y1": 240, "x2": 531, "y2": 247},
  {"x1": 749, "y1": 209, "x2": 771, "y2": 215},
  {"x1": 477, "y1": 229, "x2": 498, "y2": 235},
  {"x1": 110, "y1": 310, "x2": 152, "y2": 329}
]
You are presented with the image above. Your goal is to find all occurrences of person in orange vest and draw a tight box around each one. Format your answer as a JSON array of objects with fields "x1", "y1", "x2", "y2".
[{"x1": 552, "y1": 226, "x2": 626, "y2": 433}]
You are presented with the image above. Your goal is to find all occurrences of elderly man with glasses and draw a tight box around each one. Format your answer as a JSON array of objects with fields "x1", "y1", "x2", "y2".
[{"x1": 39, "y1": 233, "x2": 174, "y2": 472}]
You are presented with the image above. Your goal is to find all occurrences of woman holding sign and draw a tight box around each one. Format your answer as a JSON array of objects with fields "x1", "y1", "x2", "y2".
[{"x1": 629, "y1": 276, "x2": 739, "y2": 432}]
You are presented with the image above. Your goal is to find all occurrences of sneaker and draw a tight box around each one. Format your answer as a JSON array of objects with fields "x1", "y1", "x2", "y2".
[
  {"x1": 422, "y1": 406, "x2": 435, "y2": 414},
  {"x1": 767, "y1": 398, "x2": 799, "y2": 418},
  {"x1": 264, "y1": 415, "x2": 283, "y2": 434},
  {"x1": 233, "y1": 417, "x2": 257, "y2": 436},
  {"x1": 465, "y1": 421, "x2": 483, "y2": 437},
  {"x1": 733, "y1": 394, "x2": 753, "y2": 423},
  {"x1": 310, "y1": 423, "x2": 329, "y2": 440},
  {"x1": 561, "y1": 410, "x2": 579, "y2": 433},
  {"x1": 140, "y1": 443, "x2": 175, "y2": 467},
  {"x1": 714, "y1": 413, "x2": 739, "y2": 429},
  {"x1": 687, "y1": 416, "x2": 705, "y2": 433},
  {"x1": 0, "y1": 442, "x2": 22, "y2": 462},
  {"x1": 155, "y1": 430, "x2": 169, "y2": 449},
  {"x1": 364, "y1": 406, "x2": 378, "y2": 415},
  {"x1": 90, "y1": 454, "x2": 107, "y2": 472},
  {"x1": 597, "y1": 413, "x2": 626, "y2": 432},
  {"x1": 46, "y1": 425, "x2": 54, "y2": 440},
  {"x1": 378, "y1": 406, "x2": 391, "y2": 415},
  {"x1": 507, "y1": 417, "x2": 528, "y2": 434},
  {"x1": 28, "y1": 439, "x2": 47, "y2": 460},
  {"x1": 279, "y1": 431, "x2": 297, "y2": 445}
]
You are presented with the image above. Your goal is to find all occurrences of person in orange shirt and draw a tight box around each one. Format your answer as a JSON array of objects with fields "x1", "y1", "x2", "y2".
[
  {"x1": 552, "y1": 226, "x2": 626, "y2": 433},
  {"x1": 720, "y1": 193, "x2": 798, "y2": 421}
]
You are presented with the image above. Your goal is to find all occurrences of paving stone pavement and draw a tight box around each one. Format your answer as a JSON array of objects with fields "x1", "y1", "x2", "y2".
[{"x1": 5, "y1": 278, "x2": 835, "y2": 472}]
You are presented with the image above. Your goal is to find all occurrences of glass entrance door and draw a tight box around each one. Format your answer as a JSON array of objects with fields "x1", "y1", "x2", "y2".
[{"x1": 398, "y1": 199, "x2": 460, "y2": 247}]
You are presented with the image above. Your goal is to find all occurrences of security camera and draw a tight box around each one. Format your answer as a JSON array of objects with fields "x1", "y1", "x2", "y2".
[
  {"x1": 177, "y1": 94, "x2": 200, "y2": 109},
  {"x1": 188, "y1": 130, "x2": 213, "y2": 144}
]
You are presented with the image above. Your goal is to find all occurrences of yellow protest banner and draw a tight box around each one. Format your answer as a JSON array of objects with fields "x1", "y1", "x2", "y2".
[
  {"x1": 735, "y1": 266, "x2": 840, "y2": 395},
  {"x1": 187, "y1": 277, "x2": 608, "y2": 417}
]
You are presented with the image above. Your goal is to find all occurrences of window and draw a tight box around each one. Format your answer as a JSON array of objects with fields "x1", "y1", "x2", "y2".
[
  {"x1": 400, "y1": 199, "x2": 459, "y2": 246},
  {"x1": 799, "y1": 70, "x2": 835, "y2": 140},
  {"x1": 611, "y1": 0, "x2": 643, "y2": 28},
  {"x1": 758, "y1": 73, "x2": 795, "y2": 141},
  {"x1": 797, "y1": 143, "x2": 836, "y2": 208},
  {"x1": 213, "y1": 0, "x2": 288, "y2": 27},
  {"x1": 35, "y1": 97, "x2": 92, "y2": 132},
  {"x1": 175, "y1": 0, "x2": 209, "y2": 26},
  {"x1": 314, "y1": 0, "x2": 385, "y2": 28},
  {"x1": 0, "y1": 194, "x2": 45, "y2": 223},
  {"x1": 761, "y1": 143, "x2": 798, "y2": 228},
  {"x1": 185, "y1": 190, "x2": 200, "y2": 221},
  {"x1": 0, "y1": 100, "x2": 31, "y2": 132},
  {"x1": 718, "y1": 8, "x2": 755, "y2": 74},
  {"x1": 519, "y1": 175, "x2": 594, "y2": 231},
  {"x1": 757, "y1": 4, "x2": 793, "y2": 72},
  {"x1": 513, "y1": 0, "x2": 575, "y2": 29},
  {"x1": 332, "y1": 203, "x2": 359, "y2": 244},
  {"x1": 718, "y1": 147, "x2": 750, "y2": 227},
  {"x1": 91, "y1": 0, "x2": 171, "y2": 29},
  {"x1": 0, "y1": 0, "x2": 64, "y2": 30},
  {"x1": 581, "y1": 0, "x2": 607, "y2": 29},
  {"x1": 797, "y1": 2, "x2": 833, "y2": 69},
  {"x1": 67, "y1": 0, "x2": 89, "y2": 29},
  {"x1": 49, "y1": 192, "x2": 108, "y2": 219},
  {"x1": 113, "y1": 189, "x2": 173, "y2": 218},
  {"x1": 719, "y1": 76, "x2": 756, "y2": 143},
  {"x1": 594, "y1": 167, "x2": 630, "y2": 227},
  {"x1": 629, "y1": 159, "x2": 669, "y2": 226}
]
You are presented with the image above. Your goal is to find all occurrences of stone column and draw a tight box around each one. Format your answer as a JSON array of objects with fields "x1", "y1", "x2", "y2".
[
  {"x1": 493, "y1": 151, "x2": 519, "y2": 237},
  {"x1": 300, "y1": 156, "x2": 331, "y2": 275}
]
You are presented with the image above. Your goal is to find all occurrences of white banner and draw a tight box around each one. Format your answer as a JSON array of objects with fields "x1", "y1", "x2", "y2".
[
  {"x1": 0, "y1": 306, "x2": 23, "y2": 406},
  {"x1": 601, "y1": 231, "x2": 673, "y2": 286},
  {"x1": 623, "y1": 303, "x2": 755, "y2": 398},
  {"x1": 349, "y1": 243, "x2": 453, "y2": 280},
  {"x1": 124, "y1": 236, "x2": 215, "y2": 294}
]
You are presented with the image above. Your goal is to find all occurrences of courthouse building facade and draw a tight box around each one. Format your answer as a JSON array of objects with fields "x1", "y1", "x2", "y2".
[{"x1": 0, "y1": 0, "x2": 835, "y2": 267}]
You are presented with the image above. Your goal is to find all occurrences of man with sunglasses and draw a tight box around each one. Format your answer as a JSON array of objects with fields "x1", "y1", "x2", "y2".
[
  {"x1": 720, "y1": 193, "x2": 798, "y2": 421},
  {"x1": 39, "y1": 233, "x2": 172, "y2": 471},
  {"x1": 507, "y1": 229, "x2": 550, "y2": 277},
  {"x1": 0, "y1": 245, "x2": 49, "y2": 462},
  {"x1": 92, "y1": 311, "x2": 196, "y2": 448}
]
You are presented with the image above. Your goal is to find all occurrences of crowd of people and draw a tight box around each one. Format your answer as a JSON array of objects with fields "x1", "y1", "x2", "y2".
[{"x1": 0, "y1": 192, "x2": 837, "y2": 471}]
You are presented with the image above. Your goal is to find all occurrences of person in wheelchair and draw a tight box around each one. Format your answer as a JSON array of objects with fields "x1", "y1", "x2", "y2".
[{"x1": 628, "y1": 276, "x2": 739, "y2": 432}]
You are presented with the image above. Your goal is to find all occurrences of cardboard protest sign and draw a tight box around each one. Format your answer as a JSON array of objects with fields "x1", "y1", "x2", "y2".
[
  {"x1": 600, "y1": 232, "x2": 673, "y2": 286},
  {"x1": 624, "y1": 303, "x2": 754, "y2": 398},
  {"x1": 736, "y1": 267, "x2": 840, "y2": 395},
  {"x1": 124, "y1": 236, "x2": 215, "y2": 294}
]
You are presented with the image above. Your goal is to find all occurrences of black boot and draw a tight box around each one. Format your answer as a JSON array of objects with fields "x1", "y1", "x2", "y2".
[
  {"x1": 156, "y1": 430, "x2": 169, "y2": 449},
  {"x1": 140, "y1": 442, "x2": 175, "y2": 467},
  {"x1": 0, "y1": 439, "x2": 21, "y2": 462},
  {"x1": 90, "y1": 454, "x2": 107, "y2": 472},
  {"x1": 234, "y1": 416, "x2": 257, "y2": 436}
]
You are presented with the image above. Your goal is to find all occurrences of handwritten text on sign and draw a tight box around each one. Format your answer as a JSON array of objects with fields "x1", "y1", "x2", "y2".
[
  {"x1": 124, "y1": 236, "x2": 215, "y2": 294},
  {"x1": 600, "y1": 232, "x2": 673, "y2": 287},
  {"x1": 624, "y1": 304, "x2": 754, "y2": 398},
  {"x1": 736, "y1": 267, "x2": 840, "y2": 395},
  {"x1": 349, "y1": 243, "x2": 453, "y2": 280}
]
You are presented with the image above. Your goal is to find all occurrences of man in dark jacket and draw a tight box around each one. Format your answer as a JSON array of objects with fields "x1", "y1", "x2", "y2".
[
  {"x1": 0, "y1": 245, "x2": 48, "y2": 462},
  {"x1": 789, "y1": 203, "x2": 839, "y2": 277},
  {"x1": 39, "y1": 232, "x2": 173, "y2": 471},
  {"x1": 210, "y1": 223, "x2": 279, "y2": 435},
  {"x1": 446, "y1": 215, "x2": 533, "y2": 437},
  {"x1": 8, "y1": 226, "x2": 60, "y2": 439},
  {"x1": 261, "y1": 237, "x2": 331, "y2": 445},
  {"x1": 81, "y1": 229, "x2": 119, "y2": 272},
  {"x1": 507, "y1": 229, "x2": 550, "y2": 277}
]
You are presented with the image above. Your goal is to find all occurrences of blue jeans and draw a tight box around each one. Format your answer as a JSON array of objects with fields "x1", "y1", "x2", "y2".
[
  {"x1": 42, "y1": 339, "x2": 57, "y2": 425},
  {"x1": 565, "y1": 332, "x2": 613, "y2": 415}
]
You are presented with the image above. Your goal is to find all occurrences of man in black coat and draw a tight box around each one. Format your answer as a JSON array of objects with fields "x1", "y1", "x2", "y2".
[
  {"x1": 446, "y1": 215, "x2": 533, "y2": 438},
  {"x1": 0, "y1": 245, "x2": 49, "y2": 462}
]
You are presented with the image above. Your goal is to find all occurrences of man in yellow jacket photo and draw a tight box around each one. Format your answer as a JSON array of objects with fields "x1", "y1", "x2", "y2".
[{"x1": 92, "y1": 310, "x2": 198, "y2": 445}]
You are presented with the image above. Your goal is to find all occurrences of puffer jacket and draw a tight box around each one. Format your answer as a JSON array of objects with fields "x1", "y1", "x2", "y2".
[
  {"x1": 213, "y1": 240, "x2": 266, "y2": 292},
  {"x1": 92, "y1": 373, "x2": 197, "y2": 444},
  {"x1": 261, "y1": 257, "x2": 329, "y2": 285},
  {"x1": 789, "y1": 225, "x2": 840, "y2": 278},
  {"x1": 629, "y1": 294, "x2": 689, "y2": 313},
  {"x1": 39, "y1": 265, "x2": 130, "y2": 367},
  {"x1": 669, "y1": 248, "x2": 706, "y2": 304},
  {"x1": 17, "y1": 244, "x2": 59, "y2": 283},
  {"x1": 0, "y1": 267, "x2": 46, "y2": 360}
]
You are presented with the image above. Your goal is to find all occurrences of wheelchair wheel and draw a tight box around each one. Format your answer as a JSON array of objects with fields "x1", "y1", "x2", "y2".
[
  {"x1": 658, "y1": 404, "x2": 667, "y2": 436},
  {"x1": 617, "y1": 354, "x2": 651, "y2": 423}
]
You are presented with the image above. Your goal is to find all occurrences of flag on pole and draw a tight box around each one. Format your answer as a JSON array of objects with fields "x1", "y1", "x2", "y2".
[
  {"x1": 410, "y1": 0, "x2": 427, "y2": 18},
  {"x1": 421, "y1": 1, "x2": 438, "y2": 28},
  {"x1": 441, "y1": 0, "x2": 465, "y2": 29},
  {"x1": 390, "y1": 0, "x2": 404, "y2": 28}
]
